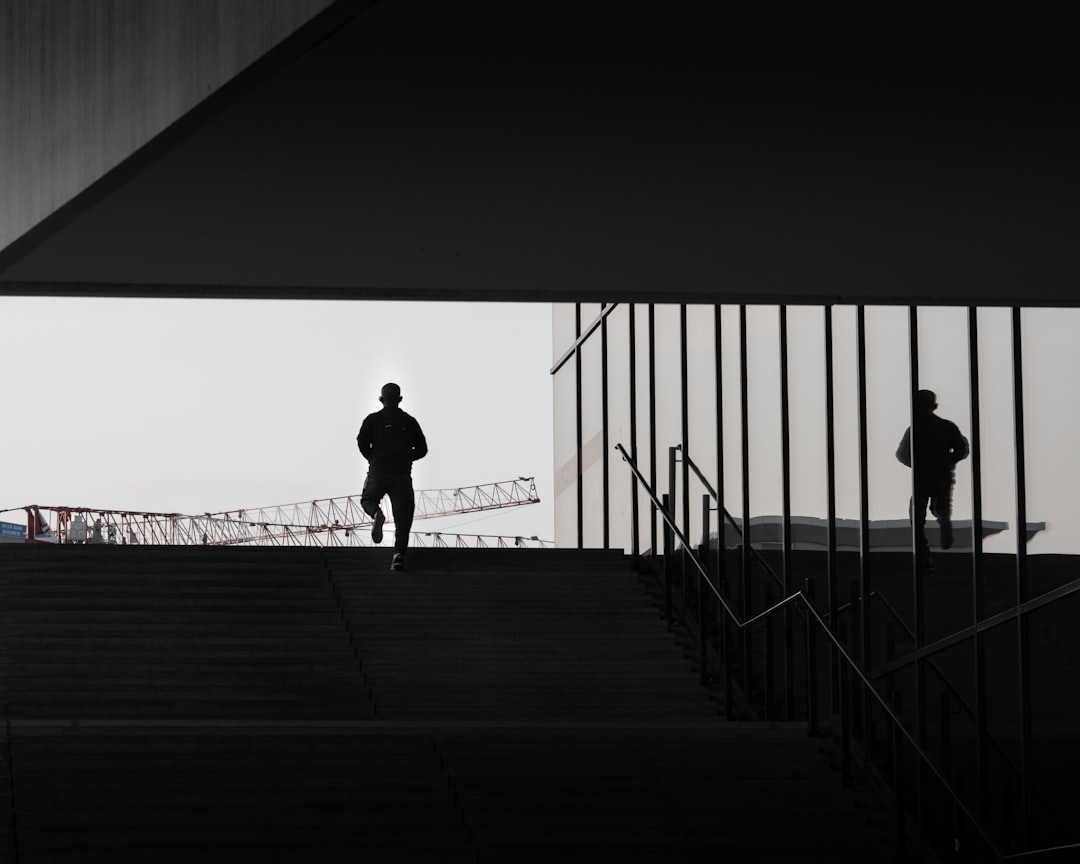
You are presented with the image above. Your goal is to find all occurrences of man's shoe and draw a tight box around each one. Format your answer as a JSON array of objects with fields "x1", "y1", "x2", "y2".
[
  {"x1": 390, "y1": 553, "x2": 405, "y2": 571},
  {"x1": 940, "y1": 521, "x2": 954, "y2": 550},
  {"x1": 371, "y1": 510, "x2": 385, "y2": 545}
]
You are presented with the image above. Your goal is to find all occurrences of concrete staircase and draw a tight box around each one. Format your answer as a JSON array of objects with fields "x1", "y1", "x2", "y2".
[
  {"x1": 0, "y1": 544, "x2": 896, "y2": 861},
  {"x1": 666, "y1": 545, "x2": 1080, "y2": 856},
  {"x1": 325, "y1": 548, "x2": 719, "y2": 722}
]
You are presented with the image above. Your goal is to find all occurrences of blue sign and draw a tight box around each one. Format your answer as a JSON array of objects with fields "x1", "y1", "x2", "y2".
[{"x1": 0, "y1": 521, "x2": 27, "y2": 538}]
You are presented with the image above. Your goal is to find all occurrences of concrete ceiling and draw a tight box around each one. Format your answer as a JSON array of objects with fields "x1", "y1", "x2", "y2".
[{"x1": 2, "y1": 3, "x2": 1078, "y2": 306}]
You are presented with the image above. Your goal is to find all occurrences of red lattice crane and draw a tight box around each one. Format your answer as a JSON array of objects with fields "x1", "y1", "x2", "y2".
[{"x1": 12, "y1": 477, "x2": 546, "y2": 548}]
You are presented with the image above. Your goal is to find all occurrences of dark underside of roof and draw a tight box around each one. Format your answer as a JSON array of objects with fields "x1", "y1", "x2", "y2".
[{"x1": 3, "y1": 3, "x2": 1078, "y2": 306}]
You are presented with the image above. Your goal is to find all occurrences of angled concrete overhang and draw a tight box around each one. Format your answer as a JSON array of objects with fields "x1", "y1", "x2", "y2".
[{"x1": 2, "y1": 4, "x2": 1078, "y2": 306}]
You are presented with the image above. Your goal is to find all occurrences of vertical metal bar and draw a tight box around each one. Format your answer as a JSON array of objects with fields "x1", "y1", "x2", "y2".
[
  {"x1": 856, "y1": 304, "x2": 871, "y2": 660},
  {"x1": 680, "y1": 305, "x2": 691, "y2": 614},
  {"x1": 601, "y1": 305, "x2": 610, "y2": 549},
  {"x1": 700, "y1": 493, "x2": 710, "y2": 686},
  {"x1": 909, "y1": 304, "x2": 929, "y2": 847},
  {"x1": 629, "y1": 305, "x2": 640, "y2": 563},
  {"x1": 715, "y1": 304, "x2": 726, "y2": 667},
  {"x1": 909, "y1": 305, "x2": 924, "y2": 647},
  {"x1": 575, "y1": 303, "x2": 583, "y2": 550},
  {"x1": 1012, "y1": 306, "x2": 1032, "y2": 846},
  {"x1": 805, "y1": 577, "x2": 819, "y2": 734},
  {"x1": 680, "y1": 304, "x2": 691, "y2": 557},
  {"x1": 779, "y1": 305, "x2": 794, "y2": 720},
  {"x1": 662, "y1": 493, "x2": 673, "y2": 623},
  {"x1": 824, "y1": 305, "x2": 840, "y2": 716},
  {"x1": 648, "y1": 305, "x2": 658, "y2": 558},
  {"x1": 856, "y1": 305, "x2": 872, "y2": 756},
  {"x1": 969, "y1": 306, "x2": 988, "y2": 825},
  {"x1": 722, "y1": 581, "x2": 734, "y2": 720},
  {"x1": 763, "y1": 581, "x2": 774, "y2": 722},
  {"x1": 739, "y1": 304, "x2": 753, "y2": 694},
  {"x1": 669, "y1": 446, "x2": 680, "y2": 601},
  {"x1": 838, "y1": 620, "x2": 852, "y2": 787}
]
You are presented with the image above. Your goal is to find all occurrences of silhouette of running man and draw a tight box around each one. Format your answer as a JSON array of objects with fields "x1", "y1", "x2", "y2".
[
  {"x1": 357, "y1": 383, "x2": 428, "y2": 571},
  {"x1": 896, "y1": 389, "x2": 969, "y2": 570}
]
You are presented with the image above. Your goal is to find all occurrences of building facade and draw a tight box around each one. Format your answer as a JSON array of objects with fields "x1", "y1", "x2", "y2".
[{"x1": 554, "y1": 302, "x2": 1078, "y2": 560}]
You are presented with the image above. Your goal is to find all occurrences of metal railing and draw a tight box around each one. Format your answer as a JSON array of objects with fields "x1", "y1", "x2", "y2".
[
  {"x1": 677, "y1": 441, "x2": 1075, "y2": 844},
  {"x1": 618, "y1": 441, "x2": 1080, "y2": 863}
]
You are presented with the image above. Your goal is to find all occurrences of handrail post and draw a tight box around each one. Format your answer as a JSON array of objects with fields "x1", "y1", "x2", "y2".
[
  {"x1": 668, "y1": 446, "x2": 683, "y2": 605},
  {"x1": 662, "y1": 493, "x2": 673, "y2": 623},
  {"x1": 700, "y1": 494, "x2": 711, "y2": 687},
  {"x1": 668, "y1": 446, "x2": 677, "y2": 537}
]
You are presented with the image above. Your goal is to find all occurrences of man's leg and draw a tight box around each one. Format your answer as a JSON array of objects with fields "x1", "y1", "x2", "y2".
[
  {"x1": 387, "y1": 474, "x2": 416, "y2": 558},
  {"x1": 910, "y1": 492, "x2": 931, "y2": 565},
  {"x1": 360, "y1": 472, "x2": 388, "y2": 544},
  {"x1": 932, "y1": 481, "x2": 954, "y2": 550}
]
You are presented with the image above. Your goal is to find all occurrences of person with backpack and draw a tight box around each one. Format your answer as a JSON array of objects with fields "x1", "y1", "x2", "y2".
[
  {"x1": 357, "y1": 382, "x2": 428, "y2": 571},
  {"x1": 896, "y1": 389, "x2": 969, "y2": 571}
]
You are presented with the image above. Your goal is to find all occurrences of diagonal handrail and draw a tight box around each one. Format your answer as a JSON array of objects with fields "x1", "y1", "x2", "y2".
[
  {"x1": 873, "y1": 575, "x2": 1080, "y2": 679},
  {"x1": 617, "y1": 442, "x2": 1012, "y2": 859}
]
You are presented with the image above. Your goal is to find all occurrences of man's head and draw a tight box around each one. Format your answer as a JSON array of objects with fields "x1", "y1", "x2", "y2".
[
  {"x1": 916, "y1": 389, "x2": 938, "y2": 414},
  {"x1": 379, "y1": 382, "x2": 402, "y2": 406}
]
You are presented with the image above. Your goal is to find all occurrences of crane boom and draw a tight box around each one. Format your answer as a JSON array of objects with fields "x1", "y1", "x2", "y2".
[
  {"x1": 15, "y1": 478, "x2": 543, "y2": 548},
  {"x1": 214, "y1": 477, "x2": 539, "y2": 530}
]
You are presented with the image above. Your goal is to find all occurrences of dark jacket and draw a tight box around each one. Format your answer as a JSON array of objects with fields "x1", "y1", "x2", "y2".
[
  {"x1": 896, "y1": 412, "x2": 969, "y2": 483},
  {"x1": 357, "y1": 406, "x2": 428, "y2": 473}
]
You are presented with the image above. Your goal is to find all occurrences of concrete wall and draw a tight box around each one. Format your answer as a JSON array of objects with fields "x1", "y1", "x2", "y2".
[{"x1": 0, "y1": 0, "x2": 335, "y2": 253}]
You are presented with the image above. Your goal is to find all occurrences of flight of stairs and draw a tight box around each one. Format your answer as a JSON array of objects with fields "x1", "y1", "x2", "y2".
[
  {"x1": 0, "y1": 544, "x2": 896, "y2": 861},
  {"x1": 663, "y1": 544, "x2": 1080, "y2": 857}
]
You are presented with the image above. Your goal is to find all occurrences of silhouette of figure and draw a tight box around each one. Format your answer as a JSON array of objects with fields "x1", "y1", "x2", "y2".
[
  {"x1": 896, "y1": 389, "x2": 969, "y2": 570},
  {"x1": 357, "y1": 383, "x2": 428, "y2": 571}
]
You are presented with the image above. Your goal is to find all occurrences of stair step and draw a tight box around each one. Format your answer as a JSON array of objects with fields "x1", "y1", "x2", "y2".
[{"x1": 0, "y1": 545, "x2": 900, "y2": 861}]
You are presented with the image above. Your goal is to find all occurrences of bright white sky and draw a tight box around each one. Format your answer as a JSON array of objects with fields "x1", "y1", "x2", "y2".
[{"x1": 0, "y1": 297, "x2": 555, "y2": 544}]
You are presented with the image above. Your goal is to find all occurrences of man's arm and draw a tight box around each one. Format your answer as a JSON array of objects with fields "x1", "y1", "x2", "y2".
[
  {"x1": 951, "y1": 424, "x2": 970, "y2": 463},
  {"x1": 356, "y1": 416, "x2": 374, "y2": 461},
  {"x1": 411, "y1": 418, "x2": 428, "y2": 461},
  {"x1": 896, "y1": 428, "x2": 912, "y2": 467}
]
